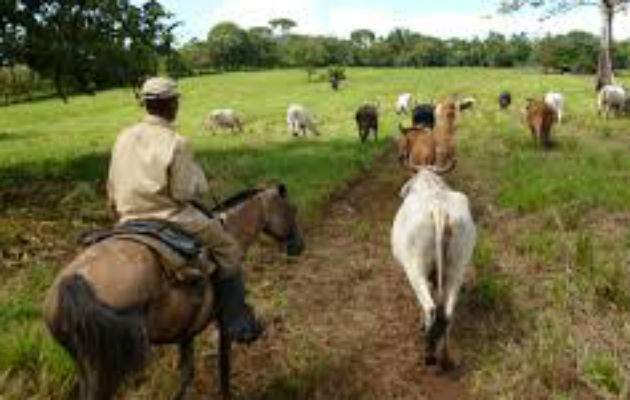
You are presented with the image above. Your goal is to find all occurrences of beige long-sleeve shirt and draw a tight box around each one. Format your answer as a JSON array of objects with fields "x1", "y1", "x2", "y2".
[{"x1": 107, "y1": 114, "x2": 210, "y2": 230}]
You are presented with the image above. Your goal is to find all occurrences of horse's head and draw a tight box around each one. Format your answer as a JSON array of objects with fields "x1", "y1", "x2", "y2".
[{"x1": 261, "y1": 183, "x2": 304, "y2": 256}]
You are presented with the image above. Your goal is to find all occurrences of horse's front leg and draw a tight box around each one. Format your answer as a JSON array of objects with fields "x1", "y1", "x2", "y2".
[
  {"x1": 173, "y1": 338, "x2": 195, "y2": 400},
  {"x1": 219, "y1": 328, "x2": 232, "y2": 400},
  {"x1": 73, "y1": 358, "x2": 89, "y2": 400}
]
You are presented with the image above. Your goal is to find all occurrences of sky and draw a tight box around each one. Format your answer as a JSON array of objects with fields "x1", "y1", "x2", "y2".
[{"x1": 144, "y1": 0, "x2": 630, "y2": 44}]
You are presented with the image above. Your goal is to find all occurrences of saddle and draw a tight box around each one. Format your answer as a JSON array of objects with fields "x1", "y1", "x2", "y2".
[{"x1": 80, "y1": 219, "x2": 216, "y2": 283}]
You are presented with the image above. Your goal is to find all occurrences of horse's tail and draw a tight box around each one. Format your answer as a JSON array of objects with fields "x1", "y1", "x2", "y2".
[{"x1": 54, "y1": 274, "x2": 148, "y2": 392}]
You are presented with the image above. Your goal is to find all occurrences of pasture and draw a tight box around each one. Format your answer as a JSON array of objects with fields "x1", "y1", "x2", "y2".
[{"x1": 0, "y1": 68, "x2": 628, "y2": 399}]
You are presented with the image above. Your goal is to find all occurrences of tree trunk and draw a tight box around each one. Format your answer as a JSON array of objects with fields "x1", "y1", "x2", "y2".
[
  {"x1": 596, "y1": 1, "x2": 614, "y2": 91},
  {"x1": 54, "y1": 67, "x2": 68, "y2": 103}
]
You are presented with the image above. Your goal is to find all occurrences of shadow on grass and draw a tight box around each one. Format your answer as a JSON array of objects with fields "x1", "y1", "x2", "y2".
[
  {"x1": 0, "y1": 137, "x2": 386, "y2": 217},
  {"x1": 0, "y1": 92, "x2": 62, "y2": 108},
  {"x1": 247, "y1": 357, "x2": 364, "y2": 400},
  {"x1": 0, "y1": 131, "x2": 43, "y2": 143}
]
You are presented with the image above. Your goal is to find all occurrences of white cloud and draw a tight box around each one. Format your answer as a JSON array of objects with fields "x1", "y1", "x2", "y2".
[{"x1": 328, "y1": 6, "x2": 630, "y2": 40}]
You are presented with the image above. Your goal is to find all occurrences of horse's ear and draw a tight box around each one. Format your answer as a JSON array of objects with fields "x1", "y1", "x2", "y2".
[{"x1": 278, "y1": 183, "x2": 287, "y2": 198}]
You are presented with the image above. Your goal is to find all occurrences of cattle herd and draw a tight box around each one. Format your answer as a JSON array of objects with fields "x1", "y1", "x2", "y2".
[
  {"x1": 199, "y1": 82, "x2": 628, "y2": 370},
  {"x1": 201, "y1": 83, "x2": 628, "y2": 143}
]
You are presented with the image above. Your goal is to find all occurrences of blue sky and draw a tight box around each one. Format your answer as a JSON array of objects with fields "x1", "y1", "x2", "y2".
[{"x1": 144, "y1": 0, "x2": 630, "y2": 44}]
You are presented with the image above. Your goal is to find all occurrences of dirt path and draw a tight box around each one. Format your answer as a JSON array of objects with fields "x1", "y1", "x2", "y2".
[{"x1": 188, "y1": 149, "x2": 474, "y2": 399}]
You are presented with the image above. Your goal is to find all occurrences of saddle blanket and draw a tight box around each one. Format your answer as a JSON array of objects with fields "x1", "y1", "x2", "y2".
[{"x1": 80, "y1": 220, "x2": 216, "y2": 283}]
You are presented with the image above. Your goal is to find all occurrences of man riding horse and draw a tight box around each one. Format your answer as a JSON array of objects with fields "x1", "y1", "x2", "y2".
[{"x1": 107, "y1": 76, "x2": 262, "y2": 344}]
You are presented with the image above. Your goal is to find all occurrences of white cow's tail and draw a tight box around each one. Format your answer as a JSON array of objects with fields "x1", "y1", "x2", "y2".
[{"x1": 432, "y1": 206, "x2": 448, "y2": 301}]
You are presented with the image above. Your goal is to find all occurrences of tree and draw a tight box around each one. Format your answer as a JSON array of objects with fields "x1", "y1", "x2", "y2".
[
  {"x1": 385, "y1": 28, "x2": 415, "y2": 66},
  {"x1": 180, "y1": 38, "x2": 213, "y2": 71},
  {"x1": 321, "y1": 37, "x2": 353, "y2": 65},
  {"x1": 410, "y1": 37, "x2": 447, "y2": 67},
  {"x1": 249, "y1": 26, "x2": 273, "y2": 38},
  {"x1": 499, "y1": 0, "x2": 630, "y2": 90},
  {"x1": 207, "y1": 22, "x2": 251, "y2": 70},
  {"x1": 247, "y1": 27, "x2": 279, "y2": 67},
  {"x1": 612, "y1": 39, "x2": 630, "y2": 69},
  {"x1": 484, "y1": 32, "x2": 513, "y2": 66},
  {"x1": 509, "y1": 33, "x2": 533, "y2": 66},
  {"x1": 350, "y1": 29, "x2": 376, "y2": 48},
  {"x1": 533, "y1": 31, "x2": 599, "y2": 73},
  {"x1": 296, "y1": 38, "x2": 327, "y2": 80},
  {"x1": 536, "y1": 35, "x2": 557, "y2": 72},
  {"x1": 269, "y1": 18, "x2": 297, "y2": 37},
  {"x1": 1, "y1": 0, "x2": 176, "y2": 100},
  {"x1": 596, "y1": 0, "x2": 616, "y2": 89}
]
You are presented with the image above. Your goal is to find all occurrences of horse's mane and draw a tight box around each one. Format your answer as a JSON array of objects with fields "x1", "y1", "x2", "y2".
[{"x1": 212, "y1": 188, "x2": 264, "y2": 212}]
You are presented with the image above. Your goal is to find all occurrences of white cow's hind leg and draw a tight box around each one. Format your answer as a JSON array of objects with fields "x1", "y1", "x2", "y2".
[
  {"x1": 439, "y1": 271, "x2": 465, "y2": 371},
  {"x1": 402, "y1": 258, "x2": 435, "y2": 332}
]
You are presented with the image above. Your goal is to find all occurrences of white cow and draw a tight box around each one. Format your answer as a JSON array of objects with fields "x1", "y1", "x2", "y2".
[
  {"x1": 544, "y1": 92, "x2": 565, "y2": 123},
  {"x1": 598, "y1": 85, "x2": 626, "y2": 118},
  {"x1": 203, "y1": 109, "x2": 243, "y2": 133},
  {"x1": 287, "y1": 104, "x2": 319, "y2": 136},
  {"x1": 396, "y1": 93, "x2": 414, "y2": 114},
  {"x1": 391, "y1": 168, "x2": 476, "y2": 369}
]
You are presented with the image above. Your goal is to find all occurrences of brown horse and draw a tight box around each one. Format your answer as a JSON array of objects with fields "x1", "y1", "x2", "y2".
[{"x1": 43, "y1": 183, "x2": 304, "y2": 400}]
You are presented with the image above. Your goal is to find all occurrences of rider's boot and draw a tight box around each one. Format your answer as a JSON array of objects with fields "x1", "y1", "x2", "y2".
[{"x1": 215, "y1": 274, "x2": 263, "y2": 344}]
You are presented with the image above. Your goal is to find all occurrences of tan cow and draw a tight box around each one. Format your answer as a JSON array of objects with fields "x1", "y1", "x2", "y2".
[
  {"x1": 397, "y1": 98, "x2": 459, "y2": 175},
  {"x1": 523, "y1": 98, "x2": 555, "y2": 149}
]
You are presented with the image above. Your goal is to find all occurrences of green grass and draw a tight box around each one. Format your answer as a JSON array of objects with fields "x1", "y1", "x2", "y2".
[
  {"x1": 2, "y1": 68, "x2": 628, "y2": 214},
  {"x1": 516, "y1": 230, "x2": 557, "y2": 265},
  {"x1": 0, "y1": 69, "x2": 401, "y2": 218},
  {"x1": 454, "y1": 71, "x2": 630, "y2": 213},
  {"x1": 0, "y1": 68, "x2": 628, "y2": 398},
  {"x1": 0, "y1": 263, "x2": 74, "y2": 399},
  {"x1": 584, "y1": 351, "x2": 624, "y2": 395},
  {"x1": 446, "y1": 68, "x2": 628, "y2": 398}
]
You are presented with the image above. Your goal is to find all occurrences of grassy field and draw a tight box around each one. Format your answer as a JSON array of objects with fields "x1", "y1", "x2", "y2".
[{"x1": 0, "y1": 68, "x2": 628, "y2": 399}]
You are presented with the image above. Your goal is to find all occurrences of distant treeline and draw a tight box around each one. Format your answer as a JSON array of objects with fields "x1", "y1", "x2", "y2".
[{"x1": 180, "y1": 22, "x2": 629, "y2": 75}]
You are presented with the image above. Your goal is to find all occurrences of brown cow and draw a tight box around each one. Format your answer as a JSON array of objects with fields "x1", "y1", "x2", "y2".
[
  {"x1": 397, "y1": 98, "x2": 459, "y2": 175},
  {"x1": 397, "y1": 125, "x2": 436, "y2": 168},
  {"x1": 355, "y1": 103, "x2": 379, "y2": 143},
  {"x1": 524, "y1": 98, "x2": 555, "y2": 149},
  {"x1": 433, "y1": 99, "x2": 458, "y2": 168}
]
